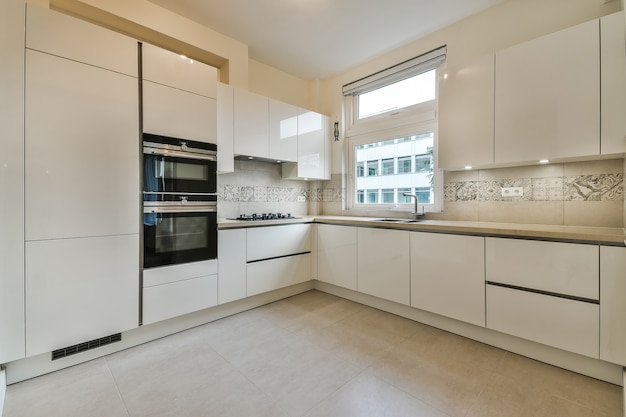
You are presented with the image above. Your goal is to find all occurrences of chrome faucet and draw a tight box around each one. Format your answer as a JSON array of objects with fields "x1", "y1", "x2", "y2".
[{"x1": 402, "y1": 192, "x2": 424, "y2": 220}]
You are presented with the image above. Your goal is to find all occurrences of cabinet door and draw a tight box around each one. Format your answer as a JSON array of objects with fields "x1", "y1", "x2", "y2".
[
  {"x1": 217, "y1": 82, "x2": 235, "y2": 173},
  {"x1": 143, "y1": 80, "x2": 217, "y2": 144},
  {"x1": 439, "y1": 54, "x2": 494, "y2": 170},
  {"x1": 317, "y1": 225, "x2": 357, "y2": 290},
  {"x1": 600, "y1": 246, "x2": 626, "y2": 365},
  {"x1": 485, "y1": 238, "x2": 599, "y2": 300},
  {"x1": 247, "y1": 253, "x2": 311, "y2": 296},
  {"x1": 296, "y1": 110, "x2": 328, "y2": 179},
  {"x1": 357, "y1": 228, "x2": 410, "y2": 305},
  {"x1": 25, "y1": 235, "x2": 139, "y2": 357},
  {"x1": 233, "y1": 88, "x2": 269, "y2": 158},
  {"x1": 25, "y1": 4, "x2": 136, "y2": 76},
  {"x1": 600, "y1": 12, "x2": 626, "y2": 155},
  {"x1": 218, "y1": 229, "x2": 247, "y2": 304},
  {"x1": 269, "y1": 99, "x2": 298, "y2": 162},
  {"x1": 495, "y1": 19, "x2": 600, "y2": 163},
  {"x1": 142, "y1": 43, "x2": 217, "y2": 98},
  {"x1": 486, "y1": 285, "x2": 599, "y2": 358},
  {"x1": 25, "y1": 50, "x2": 139, "y2": 241},
  {"x1": 246, "y1": 224, "x2": 311, "y2": 261},
  {"x1": 411, "y1": 233, "x2": 485, "y2": 327},
  {"x1": 0, "y1": 0, "x2": 26, "y2": 364}
]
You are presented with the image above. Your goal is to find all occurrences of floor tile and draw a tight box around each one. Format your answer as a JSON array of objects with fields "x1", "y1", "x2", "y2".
[{"x1": 2, "y1": 358, "x2": 128, "y2": 417}]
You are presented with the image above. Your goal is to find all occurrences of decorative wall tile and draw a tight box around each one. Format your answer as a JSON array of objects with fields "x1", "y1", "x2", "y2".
[
  {"x1": 252, "y1": 186, "x2": 267, "y2": 202},
  {"x1": 267, "y1": 187, "x2": 280, "y2": 202},
  {"x1": 564, "y1": 174, "x2": 623, "y2": 201}
]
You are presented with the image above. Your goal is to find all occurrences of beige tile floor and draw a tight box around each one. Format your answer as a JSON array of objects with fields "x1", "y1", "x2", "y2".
[{"x1": 3, "y1": 290, "x2": 623, "y2": 417}]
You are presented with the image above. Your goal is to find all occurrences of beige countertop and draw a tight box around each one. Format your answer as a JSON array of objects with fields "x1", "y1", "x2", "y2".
[{"x1": 219, "y1": 216, "x2": 626, "y2": 246}]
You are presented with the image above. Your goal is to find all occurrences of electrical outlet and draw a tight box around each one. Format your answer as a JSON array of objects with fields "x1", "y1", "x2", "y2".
[
  {"x1": 297, "y1": 196, "x2": 306, "y2": 202},
  {"x1": 501, "y1": 187, "x2": 523, "y2": 198}
]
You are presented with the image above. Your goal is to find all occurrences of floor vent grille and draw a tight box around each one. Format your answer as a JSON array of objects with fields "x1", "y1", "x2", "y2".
[{"x1": 51, "y1": 333, "x2": 122, "y2": 361}]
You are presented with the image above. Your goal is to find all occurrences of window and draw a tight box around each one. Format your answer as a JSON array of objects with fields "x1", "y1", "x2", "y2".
[
  {"x1": 381, "y1": 158, "x2": 394, "y2": 175},
  {"x1": 344, "y1": 46, "x2": 445, "y2": 214}
]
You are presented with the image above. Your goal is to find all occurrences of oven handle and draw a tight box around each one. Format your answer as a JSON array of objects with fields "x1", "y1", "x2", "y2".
[
  {"x1": 143, "y1": 205, "x2": 217, "y2": 214},
  {"x1": 143, "y1": 146, "x2": 217, "y2": 162}
]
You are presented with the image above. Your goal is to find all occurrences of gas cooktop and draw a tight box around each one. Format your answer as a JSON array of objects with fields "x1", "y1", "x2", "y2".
[{"x1": 227, "y1": 213, "x2": 300, "y2": 221}]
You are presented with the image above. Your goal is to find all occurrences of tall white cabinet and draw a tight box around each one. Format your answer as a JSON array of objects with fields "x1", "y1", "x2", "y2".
[
  {"x1": 23, "y1": 5, "x2": 140, "y2": 357},
  {"x1": 0, "y1": 0, "x2": 26, "y2": 364}
]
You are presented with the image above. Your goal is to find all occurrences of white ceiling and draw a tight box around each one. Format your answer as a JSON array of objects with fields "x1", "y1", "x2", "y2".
[{"x1": 147, "y1": 0, "x2": 508, "y2": 80}]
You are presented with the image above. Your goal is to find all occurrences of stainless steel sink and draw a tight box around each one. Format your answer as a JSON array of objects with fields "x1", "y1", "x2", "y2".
[{"x1": 373, "y1": 218, "x2": 421, "y2": 223}]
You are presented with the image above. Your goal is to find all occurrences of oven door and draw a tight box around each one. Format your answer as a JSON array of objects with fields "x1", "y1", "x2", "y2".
[
  {"x1": 143, "y1": 204, "x2": 217, "y2": 269},
  {"x1": 143, "y1": 152, "x2": 217, "y2": 194}
]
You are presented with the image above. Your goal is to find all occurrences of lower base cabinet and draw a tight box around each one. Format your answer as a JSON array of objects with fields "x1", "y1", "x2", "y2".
[
  {"x1": 317, "y1": 224, "x2": 357, "y2": 290},
  {"x1": 486, "y1": 284, "x2": 599, "y2": 358},
  {"x1": 217, "y1": 229, "x2": 247, "y2": 304},
  {"x1": 247, "y1": 253, "x2": 311, "y2": 296},
  {"x1": 600, "y1": 246, "x2": 626, "y2": 365}
]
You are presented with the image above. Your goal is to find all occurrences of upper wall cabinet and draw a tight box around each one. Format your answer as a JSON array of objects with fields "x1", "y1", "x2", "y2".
[
  {"x1": 233, "y1": 88, "x2": 270, "y2": 158},
  {"x1": 142, "y1": 43, "x2": 217, "y2": 144},
  {"x1": 600, "y1": 11, "x2": 626, "y2": 155},
  {"x1": 495, "y1": 19, "x2": 600, "y2": 164},
  {"x1": 438, "y1": 54, "x2": 495, "y2": 170},
  {"x1": 269, "y1": 99, "x2": 298, "y2": 162},
  {"x1": 26, "y1": 4, "x2": 136, "y2": 77},
  {"x1": 282, "y1": 110, "x2": 331, "y2": 180}
]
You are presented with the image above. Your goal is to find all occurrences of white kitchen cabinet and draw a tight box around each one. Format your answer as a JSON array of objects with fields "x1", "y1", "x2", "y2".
[
  {"x1": 495, "y1": 19, "x2": 600, "y2": 164},
  {"x1": 0, "y1": 0, "x2": 26, "y2": 364},
  {"x1": 485, "y1": 238, "x2": 599, "y2": 300},
  {"x1": 438, "y1": 54, "x2": 495, "y2": 170},
  {"x1": 233, "y1": 88, "x2": 269, "y2": 158},
  {"x1": 269, "y1": 99, "x2": 298, "y2": 162},
  {"x1": 357, "y1": 227, "x2": 410, "y2": 305},
  {"x1": 217, "y1": 82, "x2": 235, "y2": 173},
  {"x1": 143, "y1": 80, "x2": 217, "y2": 143},
  {"x1": 142, "y1": 43, "x2": 217, "y2": 98},
  {"x1": 25, "y1": 4, "x2": 137, "y2": 77},
  {"x1": 600, "y1": 12, "x2": 626, "y2": 155},
  {"x1": 25, "y1": 235, "x2": 139, "y2": 357},
  {"x1": 600, "y1": 246, "x2": 626, "y2": 365},
  {"x1": 410, "y1": 233, "x2": 485, "y2": 327},
  {"x1": 317, "y1": 224, "x2": 357, "y2": 291},
  {"x1": 25, "y1": 50, "x2": 139, "y2": 241},
  {"x1": 142, "y1": 260, "x2": 218, "y2": 325},
  {"x1": 218, "y1": 229, "x2": 247, "y2": 304},
  {"x1": 246, "y1": 224, "x2": 311, "y2": 261},
  {"x1": 486, "y1": 285, "x2": 599, "y2": 358},
  {"x1": 247, "y1": 253, "x2": 311, "y2": 296},
  {"x1": 282, "y1": 110, "x2": 330, "y2": 180}
]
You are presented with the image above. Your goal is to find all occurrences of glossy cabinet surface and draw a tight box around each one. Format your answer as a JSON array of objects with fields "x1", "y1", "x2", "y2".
[
  {"x1": 495, "y1": 19, "x2": 600, "y2": 164},
  {"x1": 0, "y1": 0, "x2": 26, "y2": 364},
  {"x1": 218, "y1": 229, "x2": 247, "y2": 304},
  {"x1": 486, "y1": 238, "x2": 599, "y2": 300},
  {"x1": 600, "y1": 246, "x2": 626, "y2": 365},
  {"x1": 142, "y1": 43, "x2": 217, "y2": 98},
  {"x1": 439, "y1": 54, "x2": 495, "y2": 170},
  {"x1": 25, "y1": 235, "x2": 139, "y2": 357},
  {"x1": 25, "y1": 50, "x2": 139, "y2": 241},
  {"x1": 247, "y1": 253, "x2": 311, "y2": 296},
  {"x1": 217, "y1": 82, "x2": 235, "y2": 173},
  {"x1": 487, "y1": 285, "x2": 599, "y2": 358},
  {"x1": 600, "y1": 12, "x2": 626, "y2": 155},
  {"x1": 269, "y1": 99, "x2": 298, "y2": 162},
  {"x1": 411, "y1": 233, "x2": 485, "y2": 326},
  {"x1": 246, "y1": 224, "x2": 311, "y2": 261},
  {"x1": 282, "y1": 111, "x2": 330, "y2": 180},
  {"x1": 25, "y1": 4, "x2": 137, "y2": 77},
  {"x1": 143, "y1": 80, "x2": 217, "y2": 143},
  {"x1": 317, "y1": 224, "x2": 357, "y2": 291},
  {"x1": 233, "y1": 88, "x2": 269, "y2": 158},
  {"x1": 357, "y1": 227, "x2": 410, "y2": 305}
]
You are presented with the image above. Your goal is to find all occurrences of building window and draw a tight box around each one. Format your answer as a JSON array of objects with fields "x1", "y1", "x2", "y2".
[
  {"x1": 356, "y1": 190, "x2": 365, "y2": 203},
  {"x1": 381, "y1": 158, "x2": 395, "y2": 175},
  {"x1": 344, "y1": 46, "x2": 445, "y2": 214}
]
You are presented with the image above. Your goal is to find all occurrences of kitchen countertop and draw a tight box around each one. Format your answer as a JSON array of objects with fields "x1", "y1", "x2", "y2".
[{"x1": 219, "y1": 216, "x2": 626, "y2": 246}]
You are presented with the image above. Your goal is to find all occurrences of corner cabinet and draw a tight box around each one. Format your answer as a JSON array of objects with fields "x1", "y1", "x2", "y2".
[
  {"x1": 494, "y1": 19, "x2": 600, "y2": 164},
  {"x1": 282, "y1": 110, "x2": 331, "y2": 180},
  {"x1": 317, "y1": 224, "x2": 358, "y2": 291},
  {"x1": 600, "y1": 246, "x2": 626, "y2": 365},
  {"x1": 142, "y1": 43, "x2": 217, "y2": 144},
  {"x1": 438, "y1": 54, "x2": 495, "y2": 170}
]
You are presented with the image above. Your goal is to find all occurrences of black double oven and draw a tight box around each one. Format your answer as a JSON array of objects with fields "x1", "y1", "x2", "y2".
[{"x1": 142, "y1": 133, "x2": 217, "y2": 269}]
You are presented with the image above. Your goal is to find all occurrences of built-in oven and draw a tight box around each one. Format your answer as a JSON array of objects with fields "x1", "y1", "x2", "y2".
[
  {"x1": 142, "y1": 133, "x2": 218, "y2": 269},
  {"x1": 143, "y1": 196, "x2": 217, "y2": 269}
]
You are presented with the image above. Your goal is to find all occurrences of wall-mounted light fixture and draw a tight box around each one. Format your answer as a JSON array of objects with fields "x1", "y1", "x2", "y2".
[{"x1": 334, "y1": 121, "x2": 339, "y2": 141}]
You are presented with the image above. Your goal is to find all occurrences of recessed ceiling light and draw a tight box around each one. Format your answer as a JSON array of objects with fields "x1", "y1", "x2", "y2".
[
  {"x1": 464, "y1": 165, "x2": 472, "y2": 170},
  {"x1": 539, "y1": 159, "x2": 549, "y2": 164},
  {"x1": 248, "y1": 156, "x2": 254, "y2": 160}
]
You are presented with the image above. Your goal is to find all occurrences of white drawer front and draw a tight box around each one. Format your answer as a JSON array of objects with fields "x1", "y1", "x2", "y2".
[
  {"x1": 142, "y1": 275, "x2": 217, "y2": 325},
  {"x1": 246, "y1": 224, "x2": 311, "y2": 261},
  {"x1": 486, "y1": 238, "x2": 599, "y2": 300},
  {"x1": 143, "y1": 260, "x2": 218, "y2": 287},
  {"x1": 486, "y1": 285, "x2": 599, "y2": 358},
  {"x1": 246, "y1": 254, "x2": 311, "y2": 296}
]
